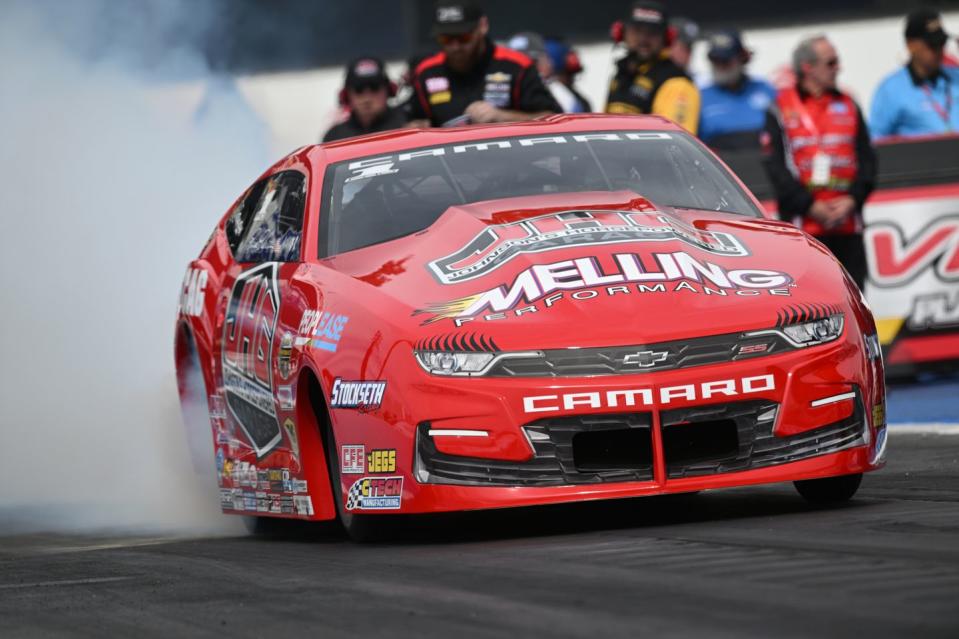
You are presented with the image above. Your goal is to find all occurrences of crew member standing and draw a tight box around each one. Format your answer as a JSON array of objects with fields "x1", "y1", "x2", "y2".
[
  {"x1": 870, "y1": 9, "x2": 959, "y2": 138},
  {"x1": 407, "y1": 1, "x2": 561, "y2": 127},
  {"x1": 322, "y1": 58, "x2": 406, "y2": 142},
  {"x1": 761, "y1": 35, "x2": 877, "y2": 290},
  {"x1": 605, "y1": 1, "x2": 700, "y2": 134}
]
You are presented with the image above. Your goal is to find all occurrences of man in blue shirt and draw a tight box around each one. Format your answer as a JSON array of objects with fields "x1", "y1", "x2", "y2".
[
  {"x1": 870, "y1": 9, "x2": 959, "y2": 139},
  {"x1": 698, "y1": 30, "x2": 777, "y2": 150}
]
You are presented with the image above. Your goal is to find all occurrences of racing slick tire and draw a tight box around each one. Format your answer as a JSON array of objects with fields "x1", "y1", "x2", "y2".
[
  {"x1": 322, "y1": 422, "x2": 382, "y2": 542},
  {"x1": 793, "y1": 473, "x2": 863, "y2": 504}
]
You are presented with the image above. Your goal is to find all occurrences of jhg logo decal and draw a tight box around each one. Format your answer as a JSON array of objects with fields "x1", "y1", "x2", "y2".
[
  {"x1": 222, "y1": 263, "x2": 282, "y2": 458},
  {"x1": 865, "y1": 217, "x2": 959, "y2": 287},
  {"x1": 427, "y1": 210, "x2": 749, "y2": 285}
]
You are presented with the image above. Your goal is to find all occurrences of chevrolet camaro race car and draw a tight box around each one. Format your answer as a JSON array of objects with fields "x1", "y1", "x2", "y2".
[{"x1": 175, "y1": 114, "x2": 887, "y2": 540}]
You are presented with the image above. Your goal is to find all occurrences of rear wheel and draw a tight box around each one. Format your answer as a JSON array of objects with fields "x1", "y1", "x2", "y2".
[{"x1": 794, "y1": 473, "x2": 863, "y2": 503}]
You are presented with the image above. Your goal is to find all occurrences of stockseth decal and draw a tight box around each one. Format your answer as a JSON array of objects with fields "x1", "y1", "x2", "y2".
[
  {"x1": 415, "y1": 251, "x2": 793, "y2": 325},
  {"x1": 345, "y1": 476, "x2": 403, "y2": 511},
  {"x1": 428, "y1": 210, "x2": 749, "y2": 285},
  {"x1": 865, "y1": 217, "x2": 959, "y2": 287},
  {"x1": 222, "y1": 263, "x2": 282, "y2": 458},
  {"x1": 523, "y1": 374, "x2": 775, "y2": 414},
  {"x1": 330, "y1": 379, "x2": 386, "y2": 411},
  {"x1": 367, "y1": 449, "x2": 397, "y2": 473},
  {"x1": 341, "y1": 445, "x2": 365, "y2": 474}
]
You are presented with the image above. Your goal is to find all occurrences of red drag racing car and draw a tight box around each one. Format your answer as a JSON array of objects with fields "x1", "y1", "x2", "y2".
[{"x1": 175, "y1": 114, "x2": 887, "y2": 539}]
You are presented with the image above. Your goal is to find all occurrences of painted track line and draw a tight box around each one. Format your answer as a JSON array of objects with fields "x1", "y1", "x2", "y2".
[
  {"x1": 0, "y1": 576, "x2": 135, "y2": 590},
  {"x1": 888, "y1": 423, "x2": 959, "y2": 435}
]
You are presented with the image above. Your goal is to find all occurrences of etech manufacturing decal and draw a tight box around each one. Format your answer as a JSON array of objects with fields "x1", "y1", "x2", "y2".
[
  {"x1": 345, "y1": 476, "x2": 403, "y2": 511},
  {"x1": 415, "y1": 250, "x2": 793, "y2": 326},
  {"x1": 330, "y1": 379, "x2": 386, "y2": 411},
  {"x1": 428, "y1": 210, "x2": 749, "y2": 285}
]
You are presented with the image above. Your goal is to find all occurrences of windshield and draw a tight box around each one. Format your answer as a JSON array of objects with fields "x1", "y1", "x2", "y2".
[{"x1": 320, "y1": 130, "x2": 762, "y2": 256}]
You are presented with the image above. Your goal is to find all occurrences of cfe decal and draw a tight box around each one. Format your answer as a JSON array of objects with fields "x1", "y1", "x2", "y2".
[
  {"x1": 345, "y1": 476, "x2": 403, "y2": 511},
  {"x1": 865, "y1": 217, "x2": 959, "y2": 287},
  {"x1": 415, "y1": 251, "x2": 793, "y2": 326},
  {"x1": 341, "y1": 445, "x2": 365, "y2": 474},
  {"x1": 428, "y1": 210, "x2": 749, "y2": 285},
  {"x1": 222, "y1": 263, "x2": 282, "y2": 458}
]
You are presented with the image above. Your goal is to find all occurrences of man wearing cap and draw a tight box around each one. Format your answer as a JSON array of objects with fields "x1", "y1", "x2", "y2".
[
  {"x1": 761, "y1": 35, "x2": 877, "y2": 290},
  {"x1": 870, "y1": 9, "x2": 959, "y2": 138},
  {"x1": 408, "y1": 1, "x2": 561, "y2": 127},
  {"x1": 323, "y1": 58, "x2": 406, "y2": 142},
  {"x1": 545, "y1": 38, "x2": 592, "y2": 113},
  {"x1": 605, "y1": 1, "x2": 700, "y2": 134},
  {"x1": 698, "y1": 30, "x2": 777, "y2": 150}
]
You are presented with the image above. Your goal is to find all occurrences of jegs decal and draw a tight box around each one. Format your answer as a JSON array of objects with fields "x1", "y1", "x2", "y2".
[
  {"x1": 427, "y1": 210, "x2": 749, "y2": 285},
  {"x1": 222, "y1": 263, "x2": 282, "y2": 458},
  {"x1": 367, "y1": 449, "x2": 397, "y2": 473}
]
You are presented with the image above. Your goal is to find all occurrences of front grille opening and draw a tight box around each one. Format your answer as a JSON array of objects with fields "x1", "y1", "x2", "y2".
[
  {"x1": 572, "y1": 428, "x2": 652, "y2": 471},
  {"x1": 663, "y1": 419, "x2": 739, "y2": 466}
]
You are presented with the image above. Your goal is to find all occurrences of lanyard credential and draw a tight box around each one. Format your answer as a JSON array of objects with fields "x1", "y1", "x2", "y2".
[{"x1": 922, "y1": 76, "x2": 954, "y2": 131}]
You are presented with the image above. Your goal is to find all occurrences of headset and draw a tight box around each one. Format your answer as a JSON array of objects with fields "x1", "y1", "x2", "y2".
[{"x1": 609, "y1": 20, "x2": 676, "y2": 47}]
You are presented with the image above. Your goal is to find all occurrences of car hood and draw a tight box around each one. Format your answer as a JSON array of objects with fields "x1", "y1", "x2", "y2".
[{"x1": 322, "y1": 191, "x2": 853, "y2": 350}]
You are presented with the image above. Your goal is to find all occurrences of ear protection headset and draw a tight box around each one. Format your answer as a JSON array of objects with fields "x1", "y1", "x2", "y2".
[{"x1": 609, "y1": 21, "x2": 676, "y2": 46}]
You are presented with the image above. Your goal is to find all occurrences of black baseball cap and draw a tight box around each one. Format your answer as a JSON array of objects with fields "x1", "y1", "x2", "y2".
[
  {"x1": 905, "y1": 9, "x2": 949, "y2": 48},
  {"x1": 344, "y1": 58, "x2": 389, "y2": 90},
  {"x1": 708, "y1": 29, "x2": 747, "y2": 62},
  {"x1": 626, "y1": 1, "x2": 669, "y2": 31},
  {"x1": 432, "y1": 1, "x2": 484, "y2": 36}
]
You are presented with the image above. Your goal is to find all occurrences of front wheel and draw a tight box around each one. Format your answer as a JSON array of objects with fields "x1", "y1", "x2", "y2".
[
  {"x1": 794, "y1": 473, "x2": 863, "y2": 503},
  {"x1": 321, "y1": 417, "x2": 383, "y2": 542}
]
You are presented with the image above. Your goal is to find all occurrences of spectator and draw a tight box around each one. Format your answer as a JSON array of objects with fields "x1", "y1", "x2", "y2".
[
  {"x1": 698, "y1": 30, "x2": 776, "y2": 150},
  {"x1": 322, "y1": 58, "x2": 406, "y2": 143},
  {"x1": 761, "y1": 35, "x2": 877, "y2": 289},
  {"x1": 545, "y1": 38, "x2": 592, "y2": 112},
  {"x1": 508, "y1": 32, "x2": 582, "y2": 113},
  {"x1": 605, "y1": 1, "x2": 700, "y2": 134},
  {"x1": 407, "y1": 1, "x2": 561, "y2": 127},
  {"x1": 669, "y1": 17, "x2": 700, "y2": 75},
  {"x1": 870, "y1": 9, "x2": 959, "y2": 138}
]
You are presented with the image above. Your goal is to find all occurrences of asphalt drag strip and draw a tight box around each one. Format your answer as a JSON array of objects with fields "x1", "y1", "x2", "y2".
[{"x1": 0, "y1": 429, "x2": 957, "y2": 638}]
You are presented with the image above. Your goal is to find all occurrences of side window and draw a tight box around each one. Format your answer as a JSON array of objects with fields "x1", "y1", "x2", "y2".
[
  {"x1": 234, "y1": 171, "x2": 307, "y2": 263},
  {"x1": 225, "y1": 180, "x2": 267, "y2": 254}
]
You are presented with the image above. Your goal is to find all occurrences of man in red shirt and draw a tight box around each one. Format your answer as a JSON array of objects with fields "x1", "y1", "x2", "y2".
[{"x1": 761, "y1": 35, "x2": 877, "y2": 289}]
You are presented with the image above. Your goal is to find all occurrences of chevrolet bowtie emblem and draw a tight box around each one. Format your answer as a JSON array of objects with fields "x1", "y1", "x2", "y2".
[{"x1": 622, "y1": 350, "x2": 668, "y2": 368}]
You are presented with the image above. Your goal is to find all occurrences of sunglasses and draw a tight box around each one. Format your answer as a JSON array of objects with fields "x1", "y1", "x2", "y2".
[
  {"x1": 437, "y1": 31, "x2": 477, "y2": 46},
  {"x1": 349, "y1": 81, "x2": 386, "y2": 94}
]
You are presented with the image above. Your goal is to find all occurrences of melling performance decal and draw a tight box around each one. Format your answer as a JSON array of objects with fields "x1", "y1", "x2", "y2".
[
  {"x1": 330, "y1": 378, "x2": 387, "y2": 411},
  {"x1": 222, "y1": 263, "x2": 282, "y2": 458},
  {"x1": 415, "y1": 250, "x2": 793, "y2": 326},
  {"x1": 345, "y1": 476, "x2": 403, "y2": 510},
  {"x1": 427, "y1": 210, "x2": 749, "y2": 285}
]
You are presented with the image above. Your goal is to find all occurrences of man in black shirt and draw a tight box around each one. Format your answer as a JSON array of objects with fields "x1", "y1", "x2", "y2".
[
  {"x1": 323, "y1": 58, "x2": 407, "y2": 143},
  {"x1": 408, "y1": 1, "x2": 561, "y2": 127}
]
